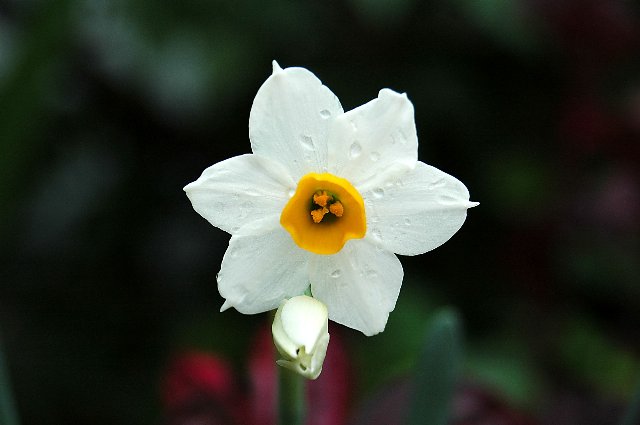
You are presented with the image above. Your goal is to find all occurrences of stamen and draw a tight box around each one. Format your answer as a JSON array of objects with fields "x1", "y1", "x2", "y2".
[
  {"x1": 311, "y1": 207, "x2": 328, "y2": 223},
  {"x1": 310, "y1": 190, "x2": 345, "y2": 223},
  {"x1": 313, "y1": 191, "x2": 332, "y2": 208},
  {"x1": 329, "y1": 202, "x2": 344, "y2": 217}
]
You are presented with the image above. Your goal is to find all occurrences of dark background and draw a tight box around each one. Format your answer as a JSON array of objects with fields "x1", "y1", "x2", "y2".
[{"x1": 1, "y1": 0, "x2": 639, "y2": 424}]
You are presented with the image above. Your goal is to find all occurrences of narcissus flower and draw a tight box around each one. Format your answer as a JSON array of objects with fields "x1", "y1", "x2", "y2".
[
  {"x1": 272, "y1": 295, "x2": 330, "y2": 380},
  {"x1": 185, "y1": 62, "x2": 477, "y2": 336}
]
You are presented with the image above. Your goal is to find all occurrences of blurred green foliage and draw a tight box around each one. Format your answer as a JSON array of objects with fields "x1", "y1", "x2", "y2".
[{"x1": 1, "y1": 0, "x2": 640, "y2": 424}]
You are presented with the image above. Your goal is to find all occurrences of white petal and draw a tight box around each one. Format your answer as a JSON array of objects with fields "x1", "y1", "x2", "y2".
[
  {"x1": 365, "y1": 161, "x2": 478, "y2": 256},
  {"x1": 327, "y1": 89, "x2": 418, "y2": 189},
  {"x1": 249, "y1": 65, "x2": 343, "y2": 181},
  {"x1": 217, "y1": 219, "x2": 311, "y2": 314},
  {"x1": 184, "y1": 154, "x2": 295, "y2": 235},
  {"x1": 309, "y1": 239, "x2": 404, "y2": 336}
]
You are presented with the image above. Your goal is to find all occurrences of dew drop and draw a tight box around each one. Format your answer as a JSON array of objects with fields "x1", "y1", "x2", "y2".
[
  {"x1": 349, "y1": 142, "x2": 362, "y2": 159},
  {"x1": 300, "y1": 135, "x2": 314, "y2": 150},
  {"x1": 428, "y1": 178, "x2": 446, "y2": 190},
  {"x1": 365, "y1": 269, "x2": 378, "y2": 278},
  {"x1": 372, "y1": 228, "x2": 382, "y2": 240},
  {"x1": 397, "y1": 129, "x2": 408, "y2": 145},
  {"x1": 350, "y1": 120, "x2": 358, "y2": 131},
  {"x1": 370, "y1": 151, "x2": 380, "y2": 162},
  {"x1": 438, "y1": 195, "x2": 459, "y2": 205},
  {"x1": 239, "y1": 201, "x2": 253, "y2": 218},
  {"x1": 288, "y1": 188, "x2": 296, "y2": 198},
  {"x1": 330, "y1": 269, "x2": 341, "y2": 278},
  {"x1": 404, "y1": 218, "x2": 411, "y2": 226},
  {"x1": 320, "y1": 109, "x2": 331, "y2": 119},
  {"x1": 372, "y1": 187, "x2": 385, "y2": 198}
]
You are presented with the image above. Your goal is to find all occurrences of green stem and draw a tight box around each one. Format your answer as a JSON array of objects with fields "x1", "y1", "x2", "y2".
[
  {"x1": 278, "y1": 366, "x2": 305, "y2": 425},
  {"x1": 0, "y1": 335, "x2": 20, "y2": 425},
  {"x1": 620, "y1": 380, "x2": 640, "y2": 425}
]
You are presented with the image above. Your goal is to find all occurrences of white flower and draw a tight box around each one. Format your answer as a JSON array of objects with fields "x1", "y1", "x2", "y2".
[
  {"x1": 271, "y1": 295, "x2": 330, "y2": 380},
  {"x1": 185, "y1": 61, "x2": 477, "y2": 336}
]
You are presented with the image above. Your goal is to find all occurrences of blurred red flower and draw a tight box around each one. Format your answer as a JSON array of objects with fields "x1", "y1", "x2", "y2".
[{"x1": 161, "y1": 323, "x2": 351, "y2": 425}]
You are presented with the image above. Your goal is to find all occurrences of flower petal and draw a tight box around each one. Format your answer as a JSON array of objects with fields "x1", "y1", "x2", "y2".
[
  {"x1": 365, "y1": 161, "x2": 478, "y2": 256},
  {"x1": 327, "y1": 88, "x2": 418, "y2": 189},
  {"x1": 309, "y1": 238, "x2": 404, "y2": 336},
  {"x1": 249, "y1": 62, "x2": 343, "y2": 181},
  {"x1": 184, "y1": 154, "x2": 295, "y2": 235},
  {"x1": 217, "y1": 218, "x2": 311, "y2": 314}
]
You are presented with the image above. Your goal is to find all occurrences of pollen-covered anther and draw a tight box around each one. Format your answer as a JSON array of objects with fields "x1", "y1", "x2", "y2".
[
  {"x1": 329, "y1": 202, "x2": 343, "y2": 217},
  {"x1": 311, "y1": 207, "x2": 329, "y2": 223},
  {"x1": 310, "y1": 191, "x2": 343, "y2": 223},
  {"x1": 313, "y1": 191, "x2": 332, "y2": 207}
]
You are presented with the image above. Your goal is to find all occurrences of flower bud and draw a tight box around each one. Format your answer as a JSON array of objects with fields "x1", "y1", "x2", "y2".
[{"x1": 271, "y1": 295, "x2": 330, "y2": 380}]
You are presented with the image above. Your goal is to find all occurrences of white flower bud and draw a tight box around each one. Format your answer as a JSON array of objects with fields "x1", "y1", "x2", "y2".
[{"x1": 271, "y1": 295, "x2": 330, "y2": 380}]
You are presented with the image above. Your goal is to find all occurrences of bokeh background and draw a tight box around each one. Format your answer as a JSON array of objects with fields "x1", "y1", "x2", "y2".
[{"x1": 2, "y1": 0, "x2": 640, "y2": 424}]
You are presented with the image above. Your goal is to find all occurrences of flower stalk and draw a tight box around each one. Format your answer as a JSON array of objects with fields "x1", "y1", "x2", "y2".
[{"x1": 278, "y1": 366, "x2": 306, "y2": 425}]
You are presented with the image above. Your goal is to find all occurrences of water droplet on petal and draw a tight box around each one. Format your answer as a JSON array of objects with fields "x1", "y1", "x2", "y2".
[
  {"x1": 349, "y1": 142, "x2": 362, "y2": 159},
  {"x1": 438, "y1": 195, "x2": 460, "y2": 205},
  {"x1": 300, "y1": 135, "x2": 315, "y2": 150},
  {"x1": 350, "y1": 120, "x2": 358, "y2": 131},
  {"x1": 288, "y1": 188, "x2": 296, "y2": 197},
  {"x1": 365, "y1": 269, "x2": 378, "y2": 278},
  {"x1": 330, "y1": 269, "x2": 341, "y2": 278},
  {"x1": 372, "y1": 188, "x2": 385, "y2": 198},
  {"x1": 372, "y1": 228, "x2": 382, "y2": 240},
  {"x1": 397, "y1": 129, "x2": 408, "y2": 145},
  {"x1": 428, "y1": 178, "x2": 446, "y2": 190},
  {"x1": 404, "y1": 218, "x2": 411, "y2": 226},
  {"x1": 238, "y1": 201, "x2": 253, "y2": 218},
  {"x1": 320, "y1": 109, "x2": 331, "y2": 119},
  {"x1": 370, "y1": 151, "x2": 380, "y2": 162}
]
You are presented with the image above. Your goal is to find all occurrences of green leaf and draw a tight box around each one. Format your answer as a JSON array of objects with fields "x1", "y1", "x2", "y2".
[{"x1": 407, "y1": 309, "x2": 463, "y2": 425}]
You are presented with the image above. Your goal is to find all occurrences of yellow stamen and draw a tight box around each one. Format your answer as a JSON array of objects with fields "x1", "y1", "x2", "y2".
[
  {"x1": 281, "y1": 173, "x2": 366, "y2": 255},
  {"x1": 311, "y1": 207, "x2": 328, "y2": 223},
  {"x1": 329, "y1": 202, "x2": 344, "y2": 217},
  {"x1": 313, "y1": 191, "x2": 332, "y2": 208}
]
